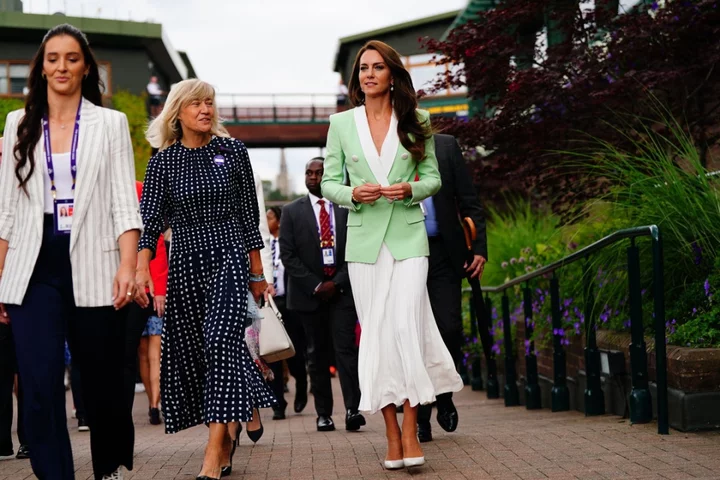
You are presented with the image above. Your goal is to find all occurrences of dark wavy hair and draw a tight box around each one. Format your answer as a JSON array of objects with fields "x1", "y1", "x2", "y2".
[
  {"x1": 347, "y1": 40, "x2": 431, "y2": 162},
  {"x1": 13, "y1": 24, "x2": 103, "y2": 194},
  {"x1": 268, "y1": 206, "x2": 282, "y2": 222}
]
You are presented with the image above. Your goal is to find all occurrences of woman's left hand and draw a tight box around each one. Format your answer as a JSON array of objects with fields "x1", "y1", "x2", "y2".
[
  {"x1": 380, "y1": 182, "x2": 412, "y2": 201},
  {"x1": 113, "y1": 264, "x2": 137, "y2": 310},
  {"x1": 154, "y1": 295, "x2": 166, "y2": 318},
  {"x1": 250, "y1": 279, "x2": 268, "y2": 304}
]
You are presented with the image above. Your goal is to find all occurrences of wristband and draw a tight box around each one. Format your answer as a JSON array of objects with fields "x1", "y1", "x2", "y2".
[{"x1": 249, "y1": 273, "x2": 266, "y2": 283}]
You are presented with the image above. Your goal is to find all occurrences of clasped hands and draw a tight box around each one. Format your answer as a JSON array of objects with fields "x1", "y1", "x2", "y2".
[{"x1": 352, "y1": 182, "x2": 412, "y2": 204}]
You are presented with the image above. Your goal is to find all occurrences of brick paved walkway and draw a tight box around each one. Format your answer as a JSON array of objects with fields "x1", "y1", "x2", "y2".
[{"x1": 1, "y1": 378, "x2": 719, "y2": 479}]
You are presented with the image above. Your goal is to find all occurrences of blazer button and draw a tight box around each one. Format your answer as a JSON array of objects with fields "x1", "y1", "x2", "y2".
[
  {"x1": 401, "y1": 153, "x2": 409, "y2": 160},
  {"x1": 351, "y1": 155, "x2": 359, "y2": 162}
]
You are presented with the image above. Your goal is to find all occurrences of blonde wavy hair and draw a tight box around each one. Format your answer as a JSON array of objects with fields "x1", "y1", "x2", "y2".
[{"x1": 146, "y1": 79, "x2": 229, "y2": 151}]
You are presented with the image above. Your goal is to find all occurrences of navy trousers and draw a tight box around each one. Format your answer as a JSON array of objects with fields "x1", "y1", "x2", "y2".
[
  {"x1": 0, "y1": 322, "x2": 25, "y2": 453},
  {"x1": 7, "y1": 215, "x2": 134, "y2": 480}
]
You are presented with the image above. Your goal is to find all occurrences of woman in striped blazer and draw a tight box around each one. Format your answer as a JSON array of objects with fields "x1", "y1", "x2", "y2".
[{"x1": 0, "y1": 24, "x2": 141, "y2": 480}]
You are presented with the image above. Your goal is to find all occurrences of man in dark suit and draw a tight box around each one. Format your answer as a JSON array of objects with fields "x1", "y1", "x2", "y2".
[
  {"x1": 417, "y1": 134, "x2": 488, "y2": 443},
  {"x1": 280, "y1": 157, "x2": 365, "y2": 432}
]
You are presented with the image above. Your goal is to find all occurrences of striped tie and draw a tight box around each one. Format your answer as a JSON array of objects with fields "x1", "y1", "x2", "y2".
[{"x1": 271, "y1": 238, "x2": 278, "y2": 290}]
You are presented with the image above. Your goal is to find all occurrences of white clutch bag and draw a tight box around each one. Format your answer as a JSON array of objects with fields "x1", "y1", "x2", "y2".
[{"x1": 258, "y1": 295, "x2": 296, "y2": 363}]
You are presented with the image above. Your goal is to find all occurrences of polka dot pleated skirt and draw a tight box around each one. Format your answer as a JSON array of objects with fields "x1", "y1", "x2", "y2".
[{"x1": 160, "y1": 242, "x2": 277, "y2": 434}]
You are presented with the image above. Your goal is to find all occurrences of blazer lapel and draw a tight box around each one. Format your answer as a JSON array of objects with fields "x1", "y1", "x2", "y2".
[
  {"x1": 379, "y1": 113, "x2": 399, "y2": 181},
  {"x1": 70, "y1": 98, "x2": 103, "y2": 251},
  {"x1": 353, "y1": 106, "x2": 390, "y2": 186}
]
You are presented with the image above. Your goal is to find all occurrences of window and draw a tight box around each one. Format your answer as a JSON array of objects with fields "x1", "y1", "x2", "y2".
[
  {"x1": 0, "y1": 63, "x2": 8, "y2": 95},
  {"x1": 9, "y1": 64, "x2": 29, "y2": 95},
  {"x1": 404, "y1": 54, "x2": 466, "y2": 96}
]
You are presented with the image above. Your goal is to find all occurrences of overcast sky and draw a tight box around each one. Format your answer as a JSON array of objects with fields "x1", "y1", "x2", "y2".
[{"x1": 23, "y1": 0, "x2": 643, "y2": 193}]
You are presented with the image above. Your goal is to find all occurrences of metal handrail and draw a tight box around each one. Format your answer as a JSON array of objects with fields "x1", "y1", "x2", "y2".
[
  {"x1": 465, "y1": 224, "x2": 668, "y2": 435},
  {"x1": 479, "y1": 226, "x2": 659, "y2": 293}
]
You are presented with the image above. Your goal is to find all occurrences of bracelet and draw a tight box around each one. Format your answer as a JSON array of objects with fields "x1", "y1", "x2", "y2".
[
  {"x1": 351, "y1": 187, "x2": 359, "y2": 203},
  {"x1": 249, "y1": 273, "x2": 266, "y2": 283}
]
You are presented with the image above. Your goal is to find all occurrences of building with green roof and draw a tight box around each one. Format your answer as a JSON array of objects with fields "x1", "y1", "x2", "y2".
[{"x1": 0, "y1": 1, "x2": 194, "y2": 101}]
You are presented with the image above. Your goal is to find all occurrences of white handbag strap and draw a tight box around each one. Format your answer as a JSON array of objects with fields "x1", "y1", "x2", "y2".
[{"x1": 265, "y1": 295, "x2": 284, "y2": 323}]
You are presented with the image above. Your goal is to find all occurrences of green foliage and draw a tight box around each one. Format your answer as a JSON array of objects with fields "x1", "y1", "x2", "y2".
[
  {"x1": 0, "y1": 98, "x2": 25, "y2": 134},
  {"x1": 111, "y1": 91, "x2": 152, "y2": 181},
  {"x1": 564, "y1": 104, "x2": 720, "y2": 346}
]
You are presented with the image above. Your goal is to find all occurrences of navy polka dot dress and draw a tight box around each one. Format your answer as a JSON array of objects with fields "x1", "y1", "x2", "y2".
[{"x1": 138, "y1": 136, "x2": 276, "y2": 434}]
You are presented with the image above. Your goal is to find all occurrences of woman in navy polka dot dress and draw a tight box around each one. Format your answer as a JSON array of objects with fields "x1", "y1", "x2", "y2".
[{"x1": 135, "y1": 79, "x2": 276, "y2": 480}]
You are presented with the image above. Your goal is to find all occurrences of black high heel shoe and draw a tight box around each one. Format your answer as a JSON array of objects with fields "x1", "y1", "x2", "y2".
[
  {"x1": 220, "y1": 435, "x2": 239, "y2": 477},
  {"x1": 246, "y1": 409, "x2": 264, "y2": 444},
  {"x1": 197, "y1": 476, "x2": 220, "y2": 480}
]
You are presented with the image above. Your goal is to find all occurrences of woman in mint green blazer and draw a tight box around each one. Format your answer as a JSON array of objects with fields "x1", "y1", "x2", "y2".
[{"x1": 321, "y1": 40, "x2": 463, "y2": 471}]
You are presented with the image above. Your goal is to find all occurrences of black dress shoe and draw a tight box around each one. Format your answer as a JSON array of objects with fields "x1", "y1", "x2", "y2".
[
  {"x1": 316, "y1": 415, "x2": 335, "y2": 432},
  {"x1": 294, "y1": 385, "x2": 308, "y2": 413},
  {"x1": 197, "y1": 476, "x2": 220, "y2": 480},
  {"x1": 272, "y1": 406, "x2": 286, "y2": 420},
  {"x1": 436, "y1": 401, "x2": 459, "y2": 432},
  {"x1": 345, "y1": 410, "x2": 366, "y2": 431},
  {"x1": 15, "y1": 444, "x2": 30, "y2": 459},
  {"x1": 418, "y1": 421, "x2": 433, "y2": 443}
]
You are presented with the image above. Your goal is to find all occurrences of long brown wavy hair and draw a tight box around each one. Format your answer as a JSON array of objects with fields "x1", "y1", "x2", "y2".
[
  {"x1": 348, "y1": 40, "x2": 431, "y2": 162},
  {"x1": 13, "y1": 24, "x2": 103, "y2": 194}
]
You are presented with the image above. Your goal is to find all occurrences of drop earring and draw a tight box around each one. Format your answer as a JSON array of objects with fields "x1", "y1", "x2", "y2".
[{"x1": 390, "y1": 84, "x2": 394, "y2": 92}]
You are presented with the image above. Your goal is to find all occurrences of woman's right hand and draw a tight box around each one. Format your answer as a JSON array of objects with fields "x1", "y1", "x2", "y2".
[
  {"x1": 0, "y1": 303, "x2": 9, "y2": 325},
  {"x1": 134, "y1": 268, "x2": 154, "y2": 309},
  {"x1": 352, "y1": 183, "x2": 382, "y2": 204}
]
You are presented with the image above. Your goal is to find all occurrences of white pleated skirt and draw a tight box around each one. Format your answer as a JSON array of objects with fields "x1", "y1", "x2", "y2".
[{"x1": 348, "y1": 244, "x2": 464, "y2": 414}]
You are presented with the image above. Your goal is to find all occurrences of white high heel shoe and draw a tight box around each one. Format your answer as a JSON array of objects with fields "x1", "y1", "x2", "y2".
[
  {"x1": 383, "y1": 459, "x2": 405, "y2": 470},
  {"x1": 403, "y1": 456, "x2": 426, "y2": 468}
]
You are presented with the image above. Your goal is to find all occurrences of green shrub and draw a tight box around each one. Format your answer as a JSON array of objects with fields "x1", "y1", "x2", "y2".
[
  {"x1": 112, "y1": 91, "x2": 152, "y2": 181},
  {"x1": 0, "y1": 98, "x2": 25, "y2": 134},
  {"x1": 565, "y1": 105, "x2": 720, "y2": 346}
]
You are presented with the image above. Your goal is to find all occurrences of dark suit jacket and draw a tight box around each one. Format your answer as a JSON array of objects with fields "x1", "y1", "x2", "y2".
[
  {"x1": 279, "y1": 195, "x2": 352, "y2": 312},
  {"x1": 432, "y1": 134, "x2": 489, "y2": 277}
]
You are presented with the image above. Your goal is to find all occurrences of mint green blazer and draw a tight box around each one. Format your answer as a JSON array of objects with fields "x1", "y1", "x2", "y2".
[{"x1": 321, "y1": 107, "x2": 441, "y2": 264}]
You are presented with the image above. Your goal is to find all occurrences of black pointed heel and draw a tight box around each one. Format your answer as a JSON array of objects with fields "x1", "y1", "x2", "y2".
[
  {"x1": 246, "y1": 410, "x2": 264, "y2": 444},
  {"x1": 221, "y1": 425, "x2": 241, "y2": 477},
  {"x1": 196, "y1": 476, "x2": 220, "y2": 480}
]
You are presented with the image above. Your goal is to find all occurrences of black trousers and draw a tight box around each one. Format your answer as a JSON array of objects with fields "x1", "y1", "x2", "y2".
[
  {"x1": 419, "y1": 237, "x2": 463, "y2": 424},
  {"x1": 296, "y1": 293, "x2": 361, "y2": 417},
  {"x1": 125, "y1": 301, "x2": 155, "y2": 412},
  {"x1": 70, "y1": 363, "x2": 86, "y2": 420},
  {"x1": 268, "y1": 296, "x2": 307, "y2": 410},
  {"x1": 0, "y1": 322, "x2": 25, "y2": 453},
  {"x1": 6, "y1": 215, "x2": 134, "y2": 479}
]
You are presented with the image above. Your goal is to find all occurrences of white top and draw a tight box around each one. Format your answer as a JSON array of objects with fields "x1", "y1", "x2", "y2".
[
  {"x1": 43, "y1": 152, "x2": 75, "y2": 213},
  {"x1": 308, "y1": 192, "x2": 336, "y2": 239},
  {"x1": 270, "y1": 236, "x2": 286, "y2": 297},
  {"x1": 146, "y1": 82, "x2": 162, "y2": 96}
]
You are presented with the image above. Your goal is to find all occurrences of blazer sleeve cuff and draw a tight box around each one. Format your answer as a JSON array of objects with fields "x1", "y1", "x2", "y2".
[{"x1": 114, "y1": 214, "x2": 143, "y2": 242}]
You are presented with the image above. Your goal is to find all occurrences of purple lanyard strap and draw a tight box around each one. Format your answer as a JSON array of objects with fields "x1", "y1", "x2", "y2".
[{"x1": 42, "y1": 101, "x2": 82, "y2": 200}]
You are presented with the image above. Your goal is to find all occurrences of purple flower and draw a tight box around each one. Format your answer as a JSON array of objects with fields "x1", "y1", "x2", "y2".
[
  {"x1": 650, "y1": 1, "x2": 659, "y2": 10},
  {"x1": 562, "y1": 338, "x2": 571, "y2": 346},
  {"x1": 568, "y1": 242, "x2": 578, "y2": 250},
  {"x1": 605, "y1": 74, "x2": 615, "y2": 84},
  {"x1": 692, "y1": 241, "x2": 702, "y2": 265},
  {"x1": 525, "y1": 266, "x2": 533, "y2": 273},
  {"x1": 574, "y1": 322, "x2": 581, "y2": 335},
  {"x1": 519, "y1": 257, "x2": 526, "y2": 264},
  {"x1": 704, "y1": 279, "x2": 711, "y2": 297},
  {"x1": 623, "y1": 319, "x2": 631, "y2": 328},
  {"x1": 510, "y1": 258, "x2": 518, "y2": 265},
  {"x1": 564, "y1": 298, "x2": 573, "y2": 308},
  {"x1": 492, "y1": 344, "x2": 501, "y2": 355},
  {"x1": 641, "y1": 289, "x2": 647, "y2": 296},
  {"x1": 501, "y1": 261, "x2": 509, "y2": 269}
]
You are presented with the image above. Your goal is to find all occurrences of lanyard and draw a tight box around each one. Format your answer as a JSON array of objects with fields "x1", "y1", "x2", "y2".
[{"x1": 42, "y1": 101, "x2": 82, "y2": 200}]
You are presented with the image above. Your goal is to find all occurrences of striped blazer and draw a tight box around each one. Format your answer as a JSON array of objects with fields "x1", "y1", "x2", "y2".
[{"x1": 0, "y1": 98, "x2": 142, "y2": 307}]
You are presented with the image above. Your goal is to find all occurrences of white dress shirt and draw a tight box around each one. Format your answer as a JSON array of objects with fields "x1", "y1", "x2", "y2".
[{"x1": 308, "y1": 192, "x2": 336, "y2": 240}]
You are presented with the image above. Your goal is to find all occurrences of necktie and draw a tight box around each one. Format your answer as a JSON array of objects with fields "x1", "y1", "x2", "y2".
[
  {"x1": 271, "y1": 238, "x2": 278, "y2": 290},
  {"x1": 317, "y1": 199, "x2": 336, "y2": 277}
]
